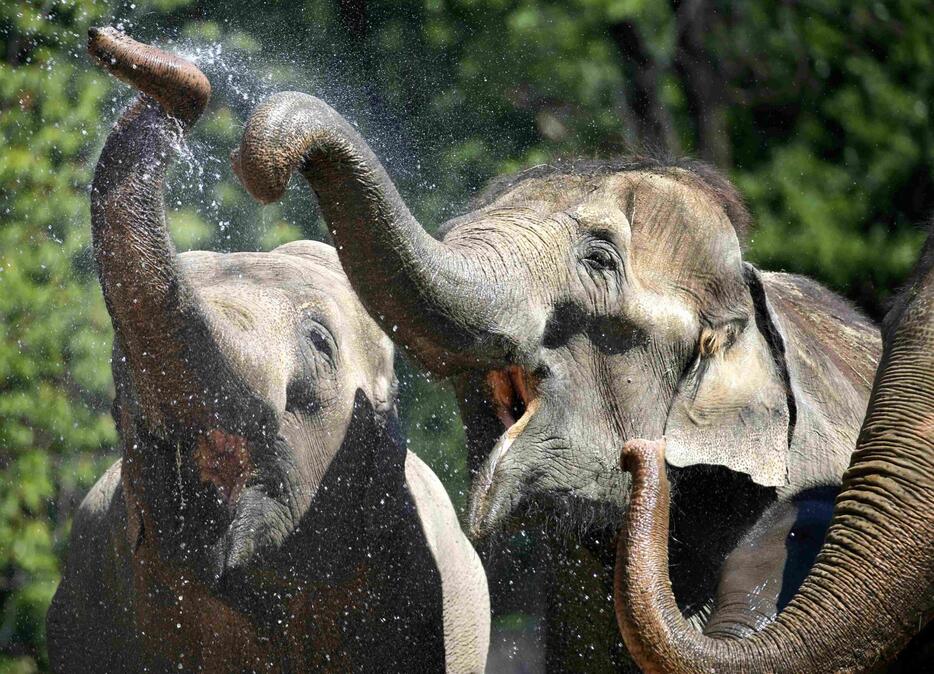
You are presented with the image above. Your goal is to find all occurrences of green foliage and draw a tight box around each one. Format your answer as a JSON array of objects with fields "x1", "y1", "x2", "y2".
[
  {"x1": 1, "y1": 0, "x2": 932, "y2": 669},
  {"x1": 723, "y1": 1, "x2": 933, "y2": 313},
  {"x1": 1, "y1": 3, "x2": 117, "y2": 668}
]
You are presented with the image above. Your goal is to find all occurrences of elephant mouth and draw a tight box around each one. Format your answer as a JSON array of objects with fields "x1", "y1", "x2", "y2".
[
  {"x1": 486, "y1": 366, "x2": 540, "y2": 452},
  {"x1": 192, "y1": 429, "x2": 254, "y2": 507},
  {"x1": 466, "y1": 367, "x2": 541, "y2": 539}
]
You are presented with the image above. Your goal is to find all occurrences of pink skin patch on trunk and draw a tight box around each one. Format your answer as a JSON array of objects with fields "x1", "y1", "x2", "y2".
[{"x1": 193, "y1": 429, "x2": 252, "y2": 504}]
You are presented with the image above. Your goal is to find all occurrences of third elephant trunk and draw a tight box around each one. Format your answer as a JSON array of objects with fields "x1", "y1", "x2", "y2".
[{"x1": 234, "y1": 91, "x2": 510, "y2": 375}]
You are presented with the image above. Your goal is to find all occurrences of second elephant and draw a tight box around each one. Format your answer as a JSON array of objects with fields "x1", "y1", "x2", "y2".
[
  {"x1": 237, "y1": 91, "x2": 880, "y2": 670},
  {"x1": 614, "y1": 224, "x2": 934, "y2": 672}
]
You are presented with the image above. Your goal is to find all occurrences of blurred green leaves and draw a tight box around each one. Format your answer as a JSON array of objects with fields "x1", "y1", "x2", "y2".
[{"x1": 1, "y1": 2, "x2": 117, "y2": 668}]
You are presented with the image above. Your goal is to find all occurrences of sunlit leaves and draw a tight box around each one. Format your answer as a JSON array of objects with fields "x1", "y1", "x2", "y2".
[{"x1": 1, "y1": 1, "x2": 119, "y2": 668}]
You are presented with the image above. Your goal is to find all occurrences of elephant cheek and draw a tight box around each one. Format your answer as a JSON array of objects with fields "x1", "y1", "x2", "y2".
[{"x1": 193, "y1": 429, "x2": 253, "y2": 505}]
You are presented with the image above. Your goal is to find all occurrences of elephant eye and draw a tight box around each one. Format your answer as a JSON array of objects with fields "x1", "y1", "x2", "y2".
[
  {"x1": 301, "y1": 318, "x2": 337, "y2": 366},
  {"x1": 582, "y1": 245, "x2": 617, "y2": 272},
  {"x1": 308, "y1": 329, "x2": 333, "y2": 360}
]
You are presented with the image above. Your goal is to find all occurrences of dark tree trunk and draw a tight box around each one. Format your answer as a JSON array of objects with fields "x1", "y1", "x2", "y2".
[
  {"x1": 673, "y1": 0, "x2": 732, "y2": 168},
  {"x1": 609, "y1": 20, "x2": 680, "y2": 155}
]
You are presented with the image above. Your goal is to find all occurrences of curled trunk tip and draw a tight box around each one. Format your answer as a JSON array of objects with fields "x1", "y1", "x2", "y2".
[
  {"x1": 233, "y1": 91, "x2": 316, "y2": 204},
  {"x1": 87, "y1": 26, "x2": 210, "y2": 126},
  {"x1": 229, "y1": 145, "x2": 282, "y2": 205}
]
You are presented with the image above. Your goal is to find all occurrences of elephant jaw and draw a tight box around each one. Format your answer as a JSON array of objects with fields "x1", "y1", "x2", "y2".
[{"x1": 467, "y1": 367, "x2": 540, "y2": 539}]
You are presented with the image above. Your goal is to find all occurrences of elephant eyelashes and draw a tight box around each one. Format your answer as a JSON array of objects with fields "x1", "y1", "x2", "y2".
[
  {"x1": 301, "y1": 319, "x2": 336, "y2": 366},
  {"x1": 582, "y1": 242, "x2": 618, "y2": 272}
]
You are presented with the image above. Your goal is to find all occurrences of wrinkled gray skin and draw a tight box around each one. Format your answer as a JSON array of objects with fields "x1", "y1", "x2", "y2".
[
  {"x1": 46, "y1": 30, "x2": 489, "y2": 674},
  {"x1": 236, "y1": 92, "x2": 881, "y2": 670}
]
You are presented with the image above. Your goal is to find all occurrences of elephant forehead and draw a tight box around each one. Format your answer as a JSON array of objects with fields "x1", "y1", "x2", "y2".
[
  {"x1": 199, "y1": 283, "x2": 297, "y2": 329},
  {"x1": 180, "y1": 251, "x2": 390, "y2": 369},
  {"x1": 480, "y1": 172, "x2": 601, "y2": 213},
  {"x1": 472, "y1": 170, "x2": 739, "y2": 263},
  {"x1": 479, "y1": 170, "x2": 731, "y2": 224},
  {"x1": 613, "y1": 173, "x2": 743, "y2": 283},
  {"x1": 181, "y1": 249, "x2": 351, "y2": 292},
  {"x1": 613, "y1": 172, "x2": 735, "y2": 238},
  {"x1": 200, "y1": 280, "x2": 379, "y2": 349},
  {"x1": 270, "y1": 239, "x2": 343, "y2": 273},
  {"x1": 182, "y1": 251, "x2": 370, "y2": 314}
]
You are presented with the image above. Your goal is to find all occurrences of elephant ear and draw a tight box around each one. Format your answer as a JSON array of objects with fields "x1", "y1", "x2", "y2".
[{"x1": 664, "y1": 264, "x2": 793, "y2": 488}]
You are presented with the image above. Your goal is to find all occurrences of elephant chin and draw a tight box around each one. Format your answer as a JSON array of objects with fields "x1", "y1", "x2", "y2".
[
  {"x1": 201, "y1": 486, "x2": 295, "y2": 586},
  {"x1": 466, "y1": 464, "x2": 522, "y2": 541}
]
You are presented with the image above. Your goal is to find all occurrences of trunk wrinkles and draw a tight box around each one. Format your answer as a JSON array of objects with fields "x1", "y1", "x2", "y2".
[
  {"x1": 90, "y1": 28, "x2": 266, "y2": 435},
  {"x1": 235, "y1": 91, "x2": 517, "y2": 375}
]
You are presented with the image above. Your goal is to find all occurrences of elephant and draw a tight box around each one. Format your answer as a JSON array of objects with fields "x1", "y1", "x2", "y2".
[
  {"x1": 233, "y1": 91, "x2": 882, "y2": 669},
  {"x1": 45, "y1": 28, "x2": 489, "y2": 674},
  {"x1": 614, "y1": 224, "x2": 934, "y2": 672}
]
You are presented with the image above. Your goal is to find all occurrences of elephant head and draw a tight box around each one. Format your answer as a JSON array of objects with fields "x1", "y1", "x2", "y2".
[
  {"x1": 235, "y1": 92, "x2": 878, "y2": 550},
  {"x1": 613, "y1": 226, "x2": 934, "y2": 672},
  {"x1": 87, "y1": 30, "x2": 397, "y2": 587}
]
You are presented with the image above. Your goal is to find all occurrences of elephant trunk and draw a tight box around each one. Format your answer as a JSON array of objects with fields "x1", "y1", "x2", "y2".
[
  {"x1": 234, "y1": 92, "x2": 507, "y2": 374},
  {"x1": 89, "y1": 28, "x2": 267, "y2": 434},
  {"x1": 614, "y1": 232, "x2": 934, "y2": 673}
]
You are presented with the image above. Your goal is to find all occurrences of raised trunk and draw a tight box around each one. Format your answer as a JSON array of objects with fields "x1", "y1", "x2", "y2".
[
  {"x1": 614, "y1": 233, "x2": 934, "y2": 672},
  {"x1": 89, "y1": 28, "x2": 263, "y2": 433},
  {"x1": 234, "y1": 92, "x2": 506, "y2": 374}
]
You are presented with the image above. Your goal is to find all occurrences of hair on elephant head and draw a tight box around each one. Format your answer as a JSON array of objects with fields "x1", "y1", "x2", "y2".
[
  {"x1": 47, "y1": 30, "x2": 489, "y2": 673},
  {"x1": 614, "y1": 223, "x2": 934, "y2": 672},
  {"x1": 236, "y1": 91, "x2": 881, "y2": 663}
]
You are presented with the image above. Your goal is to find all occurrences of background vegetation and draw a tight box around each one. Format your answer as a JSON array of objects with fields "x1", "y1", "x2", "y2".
[{"x1": 2, "y1": 0, "x2": 932, "y2": 670}]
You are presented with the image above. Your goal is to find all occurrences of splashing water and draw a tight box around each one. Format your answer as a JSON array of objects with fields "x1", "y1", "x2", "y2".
[{"x1": 95, "y1": 30, "x2": 426, "y2": 256}]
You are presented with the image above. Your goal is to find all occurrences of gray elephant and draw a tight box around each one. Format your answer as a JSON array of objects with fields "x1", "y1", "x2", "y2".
[
  {"x1": 235, "y1": 91, "x2": 882, "y2": 670},
  {"x1": 46, "y1": 29, "x2": 489, "y2": 674},
  {"x1": 614, "y1": 224, "x2": 934, "y2": 672}
]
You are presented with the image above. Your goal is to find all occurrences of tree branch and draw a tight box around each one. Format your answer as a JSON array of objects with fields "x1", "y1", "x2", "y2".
[{"x1": 672, "y1": 0, "x2": 732, "y2": 167}]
